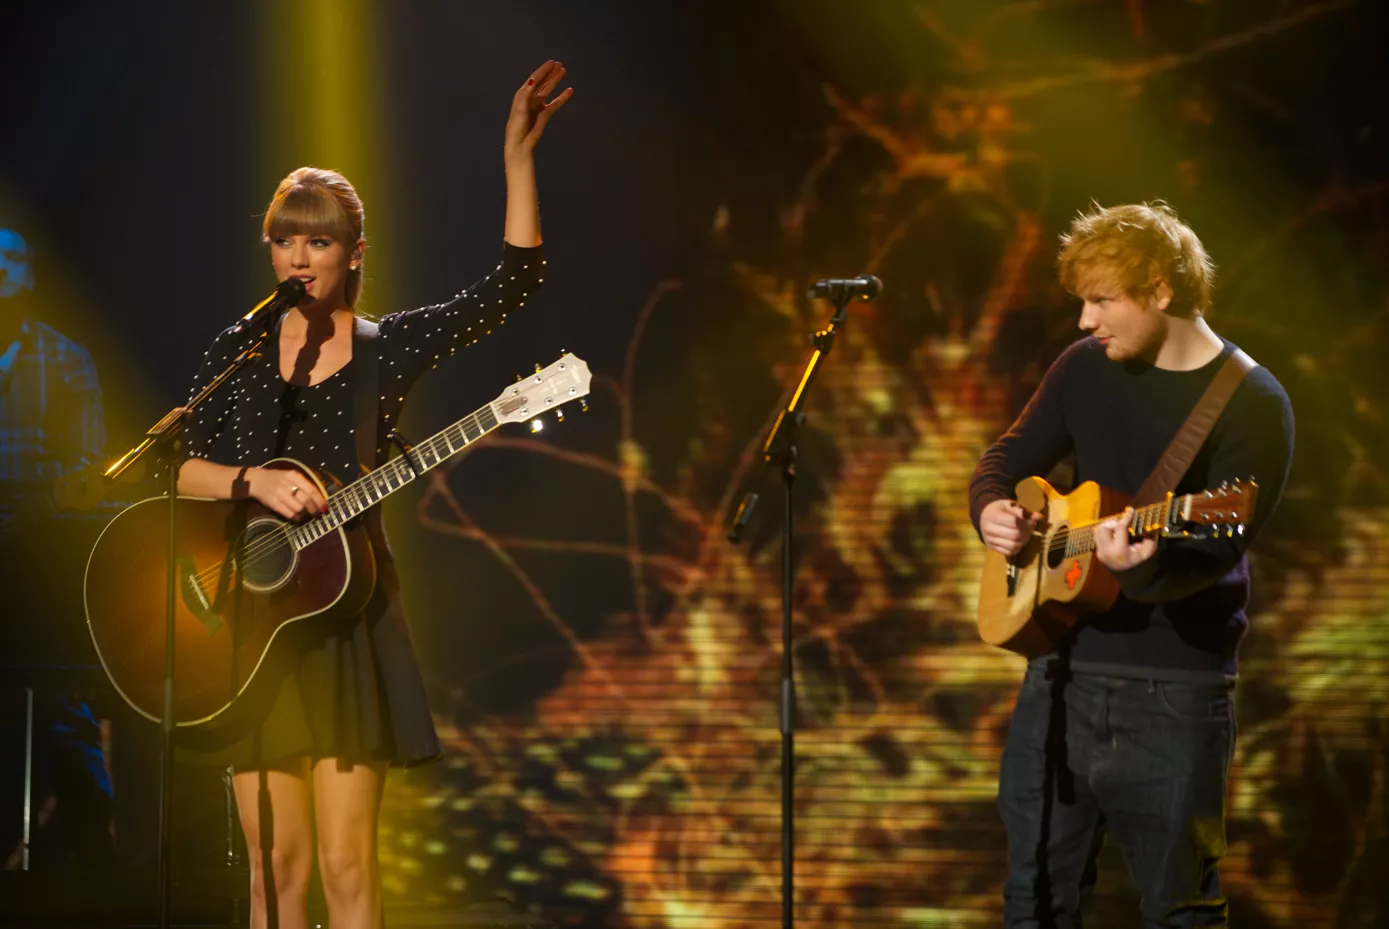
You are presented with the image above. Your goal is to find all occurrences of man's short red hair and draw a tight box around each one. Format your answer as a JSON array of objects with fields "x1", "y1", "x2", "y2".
[{"x1": 1058, "y1": 201, "x2": 1215, "y2": 318}]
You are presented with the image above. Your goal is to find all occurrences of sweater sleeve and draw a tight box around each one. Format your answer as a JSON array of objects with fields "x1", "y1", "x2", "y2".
[
  {"x1": 376, "y1": 243, "x2": 544, "y2": 393},
  {"x1": 1112, "y1": 370, "x2": 1295, "y2": 602},
  {"x1": 968, "y1": 340, "x2": 1083, "y2": 537}
]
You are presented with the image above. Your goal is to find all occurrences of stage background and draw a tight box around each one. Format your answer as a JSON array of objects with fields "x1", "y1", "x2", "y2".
[{"x1": 3, "y1": 1, "x2": 1387, "y2": 926}]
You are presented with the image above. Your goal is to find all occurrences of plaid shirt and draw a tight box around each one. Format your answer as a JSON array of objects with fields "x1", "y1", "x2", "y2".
[{"x1": 0, "y1": 318, "x2": 107, "y2": 482}]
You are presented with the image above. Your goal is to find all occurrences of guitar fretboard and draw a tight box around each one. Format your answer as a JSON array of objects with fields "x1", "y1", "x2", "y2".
[
  {"x1": 287, "y1": 402, "x2": 501, "y2": 549},
  {"x1": 1057, "y1": 497, "x2": 1178, "y2": 557}
]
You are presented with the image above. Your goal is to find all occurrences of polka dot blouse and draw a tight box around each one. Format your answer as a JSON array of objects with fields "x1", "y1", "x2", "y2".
[{"x1": 182, "y1": 243, "x2": 544, "y2": 477}]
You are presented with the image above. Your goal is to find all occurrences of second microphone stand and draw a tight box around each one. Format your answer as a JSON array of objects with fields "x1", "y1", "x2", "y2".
[{"x1": 729, "y1": 283, "x2": 866, "y2": 929}]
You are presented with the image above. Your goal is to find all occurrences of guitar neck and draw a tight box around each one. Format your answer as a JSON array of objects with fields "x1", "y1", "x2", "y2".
[
  {"x1": 1063, "y1": 495, "x2": 1186, "y2": 557},
  {"x1": 288, "y1": 402, "x2": 501, "y2": 549}
]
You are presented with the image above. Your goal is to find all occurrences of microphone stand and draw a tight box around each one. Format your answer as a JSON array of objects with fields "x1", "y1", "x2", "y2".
[
  {"x1": 728, "y1": 282, "x2": 867, "y2": 929},
  {"x1": 102, "y1": 308, "x2": 286, "y2": 929}
]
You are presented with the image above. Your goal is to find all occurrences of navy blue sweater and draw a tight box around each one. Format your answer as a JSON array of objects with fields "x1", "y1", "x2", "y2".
[{"x1": 969, "y1": 336, "x2": 1294, "y2": 680}]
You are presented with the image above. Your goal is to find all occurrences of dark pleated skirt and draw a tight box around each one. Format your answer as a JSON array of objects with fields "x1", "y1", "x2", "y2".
[{"x1": 177, "y1": 551, "x2": 441, "y2": 771}]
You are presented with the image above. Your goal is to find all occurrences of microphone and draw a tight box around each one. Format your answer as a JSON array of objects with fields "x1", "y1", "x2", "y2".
[
  {"x1": 807, "y1": 274, "x2": 883, "y2": 302},
  {"x1": 235, "y1": 277, "x2": 307, "y2": 332}
]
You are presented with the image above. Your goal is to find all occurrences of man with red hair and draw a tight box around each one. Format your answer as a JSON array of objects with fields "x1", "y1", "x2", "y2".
[{"x1": 971, "y1": 202, "x2": 1295, "y2": 926}]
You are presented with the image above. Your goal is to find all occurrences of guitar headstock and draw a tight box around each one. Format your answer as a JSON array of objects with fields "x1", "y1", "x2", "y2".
[
  {"x1": 1181, "y1": 479, "x2": 1259, "y2": 538},
  {"x1": 491, "y1": 353, "x2": 592, "y2": 428}
]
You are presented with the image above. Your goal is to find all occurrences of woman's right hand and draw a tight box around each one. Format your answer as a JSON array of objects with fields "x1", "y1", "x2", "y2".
[
  {"x1": 248, "y1": 466, "x2": 327, "y2": 520},
  {"x1": 980, "y1": 498, "x2": 1042, "y2": 557}
]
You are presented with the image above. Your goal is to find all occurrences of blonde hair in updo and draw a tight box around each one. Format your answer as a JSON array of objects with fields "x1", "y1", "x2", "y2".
[{"x1": 262, "y1": 167, "x2": 366, "y2": 307}]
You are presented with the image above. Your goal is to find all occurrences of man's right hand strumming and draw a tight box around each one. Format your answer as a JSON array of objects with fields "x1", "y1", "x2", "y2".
[{"x1": 980, "y1": 499, "x2": 1042, "y2": 557}]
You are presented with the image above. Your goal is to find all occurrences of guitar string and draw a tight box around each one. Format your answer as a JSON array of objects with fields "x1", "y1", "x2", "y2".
[
  {"x1": 190, "y1": 434, "x2": 444, "y2": 588},
  {"x1": 190, "y1": 403, "x2": 498, "y2": 587},
  {"x1": 187, "y1": 371, "x2": 583, "y2": 590},
  {"x1": 190, "y1": 410, "x2": 487, "y2": 589},
  {"x1": 195, "y1": 396, "x2": 509, "y2": 582},
  {"x1": 189, "y1": 421, "x2": 463, "y2": 587},
  {"x1": 1043, "y1": 501, "x2": 1169, "y2": 559},
  {"x1": 1047, "y1": 505, "x2": 1158, "y2": 556},
  {"x1": 190, "y1": 453, "x2": 416, "y2": 588},
  {"x1": 1042, "y1": 490, "x2": 1245, "y2": 557}
]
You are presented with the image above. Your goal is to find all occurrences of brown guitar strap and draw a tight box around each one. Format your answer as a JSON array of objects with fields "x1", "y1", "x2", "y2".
[{"x1": 1130, "y1": 346, "x2": 1257, "y2": 507}]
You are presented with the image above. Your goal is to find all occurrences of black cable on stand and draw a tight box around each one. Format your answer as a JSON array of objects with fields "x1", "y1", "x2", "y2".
[
  {"x1": 100, "y1": 277, "x2": 305, "y2": 929},
  {"x1": 728, "y1": 273, "x2": 881, "y2": 929}
]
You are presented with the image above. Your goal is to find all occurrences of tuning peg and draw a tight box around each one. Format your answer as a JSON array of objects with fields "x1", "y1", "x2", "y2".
[
  {"x1": 535, "y1": 363, "x2": 542, "y2": 373},
  {"x1": 530, "y1": 418, "x2": 545, "y2": 433},
  {"x1": 580, "y1": 398, "x2": 589, "y2": 413},
  {"x1": 556, "y1": 408, "x2": 565, "y2": 423},
  {"x1": 515, "y1": 373, "x2": 523, "y2": 383}
]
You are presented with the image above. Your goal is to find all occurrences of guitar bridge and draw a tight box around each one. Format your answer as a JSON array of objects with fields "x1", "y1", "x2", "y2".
[
  {"x1": 185, "y1": 573, "x2": 211, "y2": 613},
  {"x1": 177, "y1": 556, "x2": 223, "y2": 637}
]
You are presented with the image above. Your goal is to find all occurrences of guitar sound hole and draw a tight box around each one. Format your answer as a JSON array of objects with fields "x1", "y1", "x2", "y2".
[
  {"x1": 237, "y1": 518, "x2": 297, "y2": 593},
  {"x1": 1046, "y1": 525, "x2": 1069, "y2": 570}
]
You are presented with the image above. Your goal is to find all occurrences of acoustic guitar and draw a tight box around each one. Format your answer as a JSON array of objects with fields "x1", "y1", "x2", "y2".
[
  {"x1": 976, "y1": 476, "x2": 1257, "y2": 657},
  {"x1": 84, "y1": 354, "x2": 591, "y2": 729}
]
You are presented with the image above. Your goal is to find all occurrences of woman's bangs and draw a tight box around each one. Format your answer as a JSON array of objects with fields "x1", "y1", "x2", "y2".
[{"x1": 264, "y1": 184, "x2": 354, "y2": 245}]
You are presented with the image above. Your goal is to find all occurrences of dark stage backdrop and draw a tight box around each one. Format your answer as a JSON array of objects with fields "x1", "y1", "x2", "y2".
[{"x1": 3, "y1": 2, "x2": 1388, "y2": 926}]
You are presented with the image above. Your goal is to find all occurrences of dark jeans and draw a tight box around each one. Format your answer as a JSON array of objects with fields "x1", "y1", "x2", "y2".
[{"x1": 998, "y1": 664, "x2": 1235, "y2": 928}]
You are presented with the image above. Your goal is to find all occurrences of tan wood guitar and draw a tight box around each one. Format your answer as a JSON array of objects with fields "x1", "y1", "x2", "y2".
[
  {"x1": 83, "y1": 354, "x2": 591, "y2": 730},
  {"x1": 976, "y1": 476, "x2": 1258, "y2": 657}
]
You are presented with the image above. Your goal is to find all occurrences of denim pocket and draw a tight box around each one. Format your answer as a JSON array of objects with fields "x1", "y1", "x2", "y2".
[{"x1": 1155, "y1": 681, "x2": 1233, "y2": 722}]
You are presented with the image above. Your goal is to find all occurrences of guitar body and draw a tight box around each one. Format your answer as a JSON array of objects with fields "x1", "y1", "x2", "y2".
[
  {"x1": 977, "y1": 477, "x2": 1127, "y2": 657},
  {"x1": 78, "y1": 354, "x2": 594, "y2": 730},
  {"x1": 84, "y1": 459, "x2": 376, "y2": 729}
]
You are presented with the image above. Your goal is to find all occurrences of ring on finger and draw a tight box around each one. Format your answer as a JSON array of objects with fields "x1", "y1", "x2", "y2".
[{"x1": 290, "y1": 485, "x2": 301, "y2": 497}]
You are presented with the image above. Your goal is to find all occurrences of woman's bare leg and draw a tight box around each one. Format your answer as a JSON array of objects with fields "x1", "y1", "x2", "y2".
[
  {"x1": 313, "y1": 757, "x2": 387, "y2": 929},
  {"x1": 232, "y1": 757, "x2": 314, "y2": 929}
]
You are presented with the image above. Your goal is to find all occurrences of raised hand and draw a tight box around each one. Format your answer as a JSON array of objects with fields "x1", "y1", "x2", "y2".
[{"x1": 505, "y1": 60, "x2": 573, "y2": 161}]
